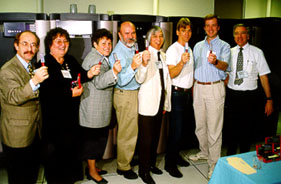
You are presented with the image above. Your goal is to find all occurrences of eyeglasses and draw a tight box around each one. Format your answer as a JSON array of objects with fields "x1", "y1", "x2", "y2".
[
  {"x1": 19, "y1": 41, "x2": 38, "y2": 48},
  {"x1": 53, "y1": 39, "x2": 69, "y2": 45}
]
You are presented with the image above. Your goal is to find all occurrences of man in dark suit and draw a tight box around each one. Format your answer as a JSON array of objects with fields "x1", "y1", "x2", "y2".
[{"x1": 0, "y1": 30, "x2": 49, "y2": 184}]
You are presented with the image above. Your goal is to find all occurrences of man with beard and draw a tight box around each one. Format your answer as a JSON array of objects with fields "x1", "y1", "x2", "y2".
[
  {"x1": 109, "y1": 21, "x2": 150, "y2": 180},
  {"x1": 0, "y1": 31, "x2": 48, "y2": 183}
]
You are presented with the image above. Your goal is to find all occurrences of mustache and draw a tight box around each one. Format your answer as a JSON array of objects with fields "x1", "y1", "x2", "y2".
[
  {"x1": 128, "y1": 38, "x2": 137, "y2": 42},
  {"x1": 24, "y1": 51, "x2": 34, "y2": 55}
]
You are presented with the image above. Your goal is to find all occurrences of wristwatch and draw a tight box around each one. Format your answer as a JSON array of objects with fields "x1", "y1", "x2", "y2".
[
  {"x1": 214, "y1": 59, "x2": 218, "y2": 65},
  {"x1": 266, "y1": 97, "x2": 273, "y2": 100}
]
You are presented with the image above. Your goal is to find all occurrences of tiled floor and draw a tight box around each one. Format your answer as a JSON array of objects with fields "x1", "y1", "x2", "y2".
[
  {"x1": 0, "y1": 148, "x2": 211, "y2": 184},
  {"x1": 1, "y1": 115, "x2": 281, "y2": 184},
  {"x1": 0, "y1": 141, "x2": 278, "y2": 184}
]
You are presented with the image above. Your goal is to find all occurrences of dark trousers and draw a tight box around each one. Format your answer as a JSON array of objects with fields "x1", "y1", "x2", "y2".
[
  {"x1": 165, "y1": 89, "x2": 192, "y2": 166},
  {"x1": 225, "y1": 87, "x2": 261, "y2": 155},
  {"x1": 2, "y1": 136, "x2": 40, "y2": 184},
  {"x1": 138, "y1": 91, "x2": 164, "y2": 175},
  {"x1": 42, "y1": 133, "x2": 83, "y2": 184}
]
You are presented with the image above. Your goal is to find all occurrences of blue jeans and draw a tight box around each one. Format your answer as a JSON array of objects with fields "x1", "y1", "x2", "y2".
[{"x1": 165, "y1": 89, "x2": 192, "y2": 166}]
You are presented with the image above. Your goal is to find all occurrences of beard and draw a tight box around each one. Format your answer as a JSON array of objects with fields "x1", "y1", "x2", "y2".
[{"x1": 120, "y1": 36, "x2": 137, "y2": 48}]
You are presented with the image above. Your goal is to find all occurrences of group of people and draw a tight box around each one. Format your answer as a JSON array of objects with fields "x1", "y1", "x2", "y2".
[{"x1": 0, "y1": 13, "x2": 274, "y2": 184}]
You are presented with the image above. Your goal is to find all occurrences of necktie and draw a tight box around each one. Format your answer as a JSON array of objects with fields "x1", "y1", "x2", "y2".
[
  {"x1": 157, "y1": 51, "x2": 163, "y2": 69},
  {"x1": 234, "y1": 48, "x2": 243, "y2": 85},
  {"x1": 28, "y1": 64, "x2": 34, "y2": 78},
  {"x1": 157, "y1": 52, "x2": 165, "y2": 90}
]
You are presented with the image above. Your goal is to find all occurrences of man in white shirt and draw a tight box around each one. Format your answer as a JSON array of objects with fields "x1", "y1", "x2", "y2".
[
  {"x1": 164, "y1": 18, "x2": 193, "y2": 178},
  {"x1": 225, "y1": 23, "x2": 273, "y2": 156}
]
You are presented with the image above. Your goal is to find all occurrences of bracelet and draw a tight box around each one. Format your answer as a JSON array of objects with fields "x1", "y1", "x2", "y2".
[
  {"x1": 266, "y1": 97, "x2": 273, "y2": 100},
  {"x1": 214, "y1": 59, "x2": 218, "y2": 65}
]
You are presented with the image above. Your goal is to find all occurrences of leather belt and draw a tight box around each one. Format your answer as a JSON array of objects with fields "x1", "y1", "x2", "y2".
[
  {"x1": 196, "y1": 80, "x2": 221, "y2": 85},
  {"x1": 172, "y1": 86, "x2": 191, "y2": 92}
]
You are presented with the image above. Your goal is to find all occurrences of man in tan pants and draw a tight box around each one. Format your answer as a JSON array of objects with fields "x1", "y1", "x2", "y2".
[
  {"x1": 189, "y1": 14, "x2": 231, "y2": 179},
  {"x1": 109, "y1": 21, "x2": 150, "y2": 180}
]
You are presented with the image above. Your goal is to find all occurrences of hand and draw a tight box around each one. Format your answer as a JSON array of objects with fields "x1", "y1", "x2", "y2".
[
  {"x1": 265, "y1": 100, "x2": 274, "y2": 116},
  {"x1": 208, "y1": 53, "x2": 217, "y2": 64},
  {"x1": 72, "y1": 85, "x2": 84, "y2": 97},
  {"x1": 32, "y1": 66, "x2": 49, "y2": 85},
  {"x1": 224, "y1": 74, "x2": 229, "y2": 86},
  {"x1": 131, "y1": 54, "x2": 142, "y2": 70},
  {"x1": 181, "y1": 52, "x2": 190, "y2": 65},
  {"x1": 88, "y1": 64, "x2": 101, "y2": 78},
  {"x1": 142, "y1": 50, "x2": 150, "y2": 67},
  {"x1": 113, "y1": 60, "x2": 122, "y2": 75}
]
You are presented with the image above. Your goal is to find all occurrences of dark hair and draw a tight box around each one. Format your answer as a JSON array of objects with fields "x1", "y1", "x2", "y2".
[
  {"x1": 204, "y1": 14, "x2": 220, "y2": 26},
  {"x1": 233, "y1": 23, "x2": 250, "y2": 36},
  {"x1": 91, "y1": 28, "x2": 113, "y2": 46},
  {"x1": 14, "y1": 30, "x2": 40, "y2": 46},
  {"x1": 176, "y1": 18, "x2": 192, "y2": 31},
  {"x1": 44, "y1": 27, "x2": 70, "y2": 53}
]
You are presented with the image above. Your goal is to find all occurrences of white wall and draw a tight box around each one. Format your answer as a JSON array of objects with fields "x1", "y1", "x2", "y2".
[
  {"x1": 0, "y1": 0, "x2": 214, "y2": 17},
  {"x1": 1, "y1": 0, "x2": 280, "y2": 18},
  {"x1": 159, "y1": 0, "x2": 214, "y2": 17},
  {"x1": 271, "y1": 0, "x2": 281, "y2": 17},
  {"x1": 244, "y1": 0, "x2": 267, "y2": 18},
  {"x1": 43, "y1": 0, "x2": 214, "y2": 17},
  {"x1": 0, "y1": 0, "x2": 39, "y2": 12}
]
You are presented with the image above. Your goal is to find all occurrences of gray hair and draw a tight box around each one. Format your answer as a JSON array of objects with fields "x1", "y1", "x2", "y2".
[
  {"x1": 233, "y1": 23, "x2": 250, "y2": 36},
  {"x1": 145, "y1": 26, "x2": 165, "y2": 46}
]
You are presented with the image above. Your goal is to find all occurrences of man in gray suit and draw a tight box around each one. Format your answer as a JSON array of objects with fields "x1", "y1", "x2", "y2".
[{"x1": 0, "y1": 30, "x2": 49, "y2": 184}]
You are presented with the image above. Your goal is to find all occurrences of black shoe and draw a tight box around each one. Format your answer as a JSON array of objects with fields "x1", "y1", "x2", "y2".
[
  {"x1": 150, "y1": 166, "x2": 163, "y2": 175},
  {"x1": 139, "y1": 173, "x2": 156, "y2": 184},
  {"x1": 177, "y1": 157, "x2": 190, "y2": 167},
  {"x1": 164, "y1": 165, "x2": 183, "y2": 178},
  {"x1": 86, "y1": 172, "x2": 108, "y2": 184},
  {"x1": 98, "y1": 170, "x2": 108, "y2": 175},
  {"x1": 117, "y1": 169, "x2": 138, "y2": 179}
]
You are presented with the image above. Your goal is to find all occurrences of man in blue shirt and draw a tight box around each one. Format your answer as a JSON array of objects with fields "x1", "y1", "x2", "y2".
[
  {"x1": 189, "y1": 14, "x2": 231, "y2": 179},
  {"x1": 109, "y1": 21, "x2": 150, "y2": 180}
]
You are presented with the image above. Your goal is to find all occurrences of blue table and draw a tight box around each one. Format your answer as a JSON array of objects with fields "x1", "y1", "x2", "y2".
[{"x1": 209, "y1": 151, "x2": 281, "y2": 184}]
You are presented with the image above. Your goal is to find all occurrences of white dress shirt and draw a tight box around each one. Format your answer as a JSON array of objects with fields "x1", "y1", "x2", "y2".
[{"x1": 228, "y1": 43, "x2": 271, "y2": 91}]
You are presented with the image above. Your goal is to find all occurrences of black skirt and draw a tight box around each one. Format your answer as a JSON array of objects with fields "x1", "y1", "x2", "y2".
[{"x1": 81, "y1": 126, "x2": 109, "y2": 160}]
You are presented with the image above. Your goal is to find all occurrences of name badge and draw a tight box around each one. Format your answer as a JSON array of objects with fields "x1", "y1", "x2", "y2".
[
  {"x1": 237, "y1": 70, "x2": 248, "y2": 79},
  {"x1": 61, "y1": 70, "x2": 72, "y2": 79},
  {"x1": 206, "y1": 50, "x2": 216, "y2": 57}
]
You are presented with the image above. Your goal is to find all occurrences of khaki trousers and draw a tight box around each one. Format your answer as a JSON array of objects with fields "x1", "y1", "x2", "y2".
[
  {"x1": 193, "y1": 81, "x2": 225, "y2": 167},
  {"x1": 113, "y1": 88, "x2": 138, "y2": 171}
]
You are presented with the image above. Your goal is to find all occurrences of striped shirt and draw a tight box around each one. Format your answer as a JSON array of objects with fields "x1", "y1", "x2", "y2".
[{"x1": 193, "y1": 36, "x2": 231, "y2": 82}]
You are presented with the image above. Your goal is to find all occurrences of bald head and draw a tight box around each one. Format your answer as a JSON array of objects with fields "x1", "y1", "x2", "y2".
[{"x1": 118, "y1": 21, "x2": 137, "y2": 48}]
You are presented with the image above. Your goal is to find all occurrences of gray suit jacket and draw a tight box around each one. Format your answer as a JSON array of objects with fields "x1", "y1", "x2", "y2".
[
  {"x1": 0, "y1": 56, "x2": 41, "y2": 148},
  {"x1": 79, "y1": 48, "x2": 117, "y2": 128}
]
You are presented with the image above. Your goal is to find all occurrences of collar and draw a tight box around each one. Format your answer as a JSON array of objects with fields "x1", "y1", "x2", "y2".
[
  {"x1": 148, "y1": 46, "x2": 161, "y2": 54},
  {"x1": 204, "y1": 35, "x2": 219, "y2": 45},
  {"x1": 16, "y1": 54, "x2": 30, "y2": 69},
  {"x1": 236, "y1": 42, "x2": 249, "y2": 50},
  {"x1": 118, "y1": 40, "x2": 135, "y2": 52}
]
